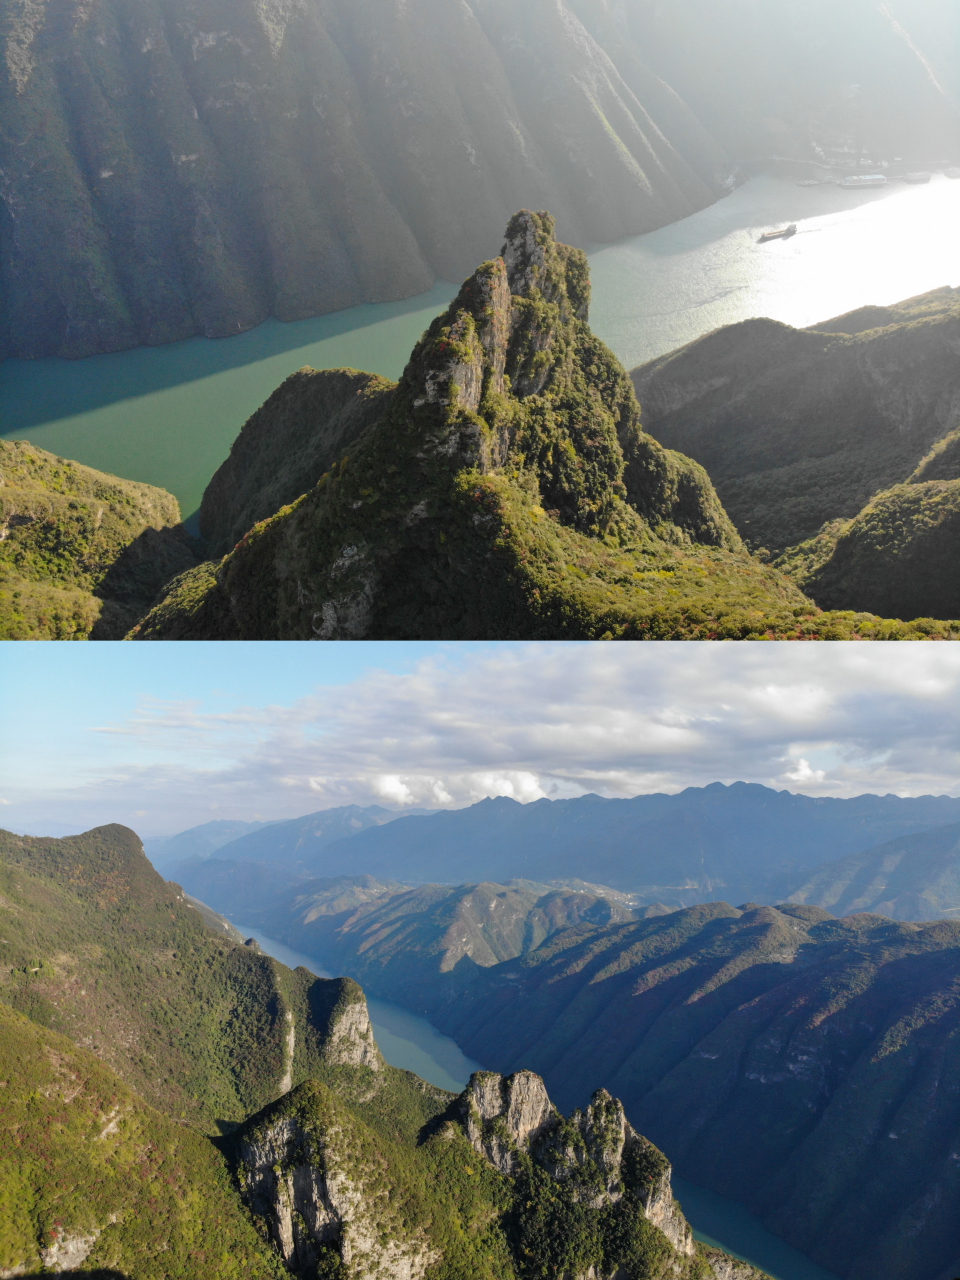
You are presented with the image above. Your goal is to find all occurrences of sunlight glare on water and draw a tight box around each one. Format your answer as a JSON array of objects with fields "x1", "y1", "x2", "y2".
[{"x1": 588, "y1": 173, "x2": 960, "y2": 369}]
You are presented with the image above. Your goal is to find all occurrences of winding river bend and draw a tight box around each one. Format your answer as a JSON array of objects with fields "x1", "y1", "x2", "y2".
[
  {"x1": 3, "y1": 175, "x2": 959, "y2": 518},
  {"x1": 247, "y1": 928, "x2": 839, "y2": 1280}
]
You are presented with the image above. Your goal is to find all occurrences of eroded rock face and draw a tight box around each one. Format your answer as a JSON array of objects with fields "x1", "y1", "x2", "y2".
[
  {"x1": 239, "y1": 1091, "x2": 435, "y2": 1280},
  {"x1": 462, "y1": 1069, "x2": 559, "y2": 1173},
  {"x1": 462, "y1": 1071, "x2": 695, "y2": 1257},
  {"x1": 320, "y1": 979, "x2": 383, "y2": 1072}
]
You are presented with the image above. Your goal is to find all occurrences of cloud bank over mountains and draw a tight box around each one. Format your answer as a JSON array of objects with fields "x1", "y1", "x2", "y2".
[{"x1": 4, "y1": 643, "x2": 958, "y2": 835}]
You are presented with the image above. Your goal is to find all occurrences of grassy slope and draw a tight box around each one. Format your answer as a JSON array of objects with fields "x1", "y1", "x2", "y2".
[
  {"x1": 0, "y1": 825, "x2": 369, "y2": 1131},
  {"x1": 0, "y1": 1002, "x2": 283, "y2": 1279},
  {"x1": 0, "y1": 441, "x2": 197, "y2": 640},
  {"x1": 131, "y1": 214, "x2": 957, "y2": 641},
  {"x1": 773, "y1": 478, "x2": 960, "y2": 620}
]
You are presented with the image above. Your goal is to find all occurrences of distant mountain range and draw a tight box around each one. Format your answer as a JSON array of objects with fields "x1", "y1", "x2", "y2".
[
  {"x1": 3, "y1": 0, "x2": 956, "y2": 361},
  {"x1": 162, "y1": 784, "x2": 960, "y2": 912},
  {"x1": 159, "y1": 814, "x2": 960, "y2": 1280}
]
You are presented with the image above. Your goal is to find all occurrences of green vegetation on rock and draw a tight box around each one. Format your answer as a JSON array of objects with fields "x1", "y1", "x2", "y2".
[
  {"x1": 774, "y1": 479, "x2": 960, "y2": 621},
  {"x1": 129, "y1": 212, "x2": 956, "y2": 641},
  {"x1": 0, "y1": 441, "x2": 198, "y2": 639},
  {"x1": 0, "y1": 824, "x2": 377, "y2": 1129},
  {"x1": 0, "y1": 824, "x2": 766, "y2": 1280},
  {"x1": 0, "y1": 1002, "x2": 284, "y2": 1279}
]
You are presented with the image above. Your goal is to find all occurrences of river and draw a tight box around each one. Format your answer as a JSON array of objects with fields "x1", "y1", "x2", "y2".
[
  {"x1": 246, "y1": 927, "x2": 839, "y2": 1280},
  {"x1": 2, "y1": 174, "x2": 959, "y2": 518}
]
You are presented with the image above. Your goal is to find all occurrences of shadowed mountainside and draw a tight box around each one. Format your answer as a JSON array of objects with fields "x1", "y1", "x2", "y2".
[
  {"x1": 0, "y1": 0, "x2": 726, "y2": 362},
  {"x1": 631, "y1": 288, "x2": 960, "y2": 622},
  {"x1": 786, "y1": 822, "x2": 960, "y2": 921},
  {"x1": 375, "y1": 902, "x2": 960, "y2": 1280},
  {"x1": 3, "y1": 0, "x2": 958, "y2": 361}
]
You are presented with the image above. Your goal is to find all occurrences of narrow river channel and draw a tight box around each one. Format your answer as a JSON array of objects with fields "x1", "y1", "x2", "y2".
[
  {"x1": 246, "y1": 928, "x2": 840, "y2": 1280},
  {"x1": 3, "y1": 174, "x2": 958, "y2": 519}
]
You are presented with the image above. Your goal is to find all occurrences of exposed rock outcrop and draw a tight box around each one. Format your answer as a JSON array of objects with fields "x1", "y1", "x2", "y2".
[
  {"x1": 238, "y1": 1082, "x2": 436, "y2": 1280},
  {"x1": 462, "y1": 1070, "x2": 695, "y2": 1258},
  {"x1": 317, "y1": 978, "x2": 383, "y2": 1072},
  {"x1": 133, "y1": 211, "x2": 863, "y2": 643}
]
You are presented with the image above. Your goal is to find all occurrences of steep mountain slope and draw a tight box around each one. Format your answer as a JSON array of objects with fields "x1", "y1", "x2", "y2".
[
  {"x1": 787, "y1": 822, "x2": 960, "y2": 921},
  {"x1": 4, "y1": 0, "x2": 957, "y2": 362},
  {"x1": 199, "y1": 369, "x2": 397, "y2": 557},
  {"x1": 0, "y1": 0, "x2": 725, "y2": 362},
  {"x1": 0, "y1": 1002, "x2": 284, "y2": 1279},
  {"x1": 130, "y1": 212, "x2": 954, "y2": 641},
  {"x1": 182, "y1": 874, "x2": 642, "y2": 1003},
  {"x1": 0, "y1": 440, "x2": 199, "y2": 640},
  {"x1": 772, "y1": 478, "x2": 960, "y2": 621},
  {"x1": 630, "y1": 288, "x2": 960, "y2": 556},
  {"x1": 0, "y1": 823, "x2": 380, "y2": 1129},
  {"x1": 402, "y1": 904, "x2": 960, "y2": 1280},
  {"x1": 188, "y1": 785, "x2": 960, "y2": 907},
  {"x1": 233, "y1": 1064, "x2": 764, "y2": 1280}
]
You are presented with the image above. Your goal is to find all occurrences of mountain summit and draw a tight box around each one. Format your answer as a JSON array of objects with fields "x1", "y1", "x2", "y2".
[{"x1": 133, "y1": 211, "x2": 905, "y2": 641}]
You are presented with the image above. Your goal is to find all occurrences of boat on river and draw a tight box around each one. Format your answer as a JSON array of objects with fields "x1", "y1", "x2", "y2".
[
  {"x1": 758, "y1": 223, "x2": 797, "y2": 242},
  {"x1": 903, "y1": 172, "x2": 932, "y2": 184},
  {"x1": 840, "y1": 173, "x2": 887, "y2": 188}
]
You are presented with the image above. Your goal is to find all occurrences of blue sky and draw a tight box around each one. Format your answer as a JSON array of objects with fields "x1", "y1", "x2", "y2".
[{"x1": 2, "y1": 641, "x2": 958, "y2": 837}]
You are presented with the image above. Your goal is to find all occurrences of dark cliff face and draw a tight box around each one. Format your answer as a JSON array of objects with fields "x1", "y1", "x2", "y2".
[
  {"x1": 0, "y1": 0, "x2": 724, "y2": 361},
  {"x1": 2, "y1": 0, "x2": 956, "y2": 361}
]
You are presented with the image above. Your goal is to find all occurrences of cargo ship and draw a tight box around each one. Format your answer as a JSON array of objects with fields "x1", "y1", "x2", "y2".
[{"x1": 758, "y1": 224, "x2": 797, "y2": 242}]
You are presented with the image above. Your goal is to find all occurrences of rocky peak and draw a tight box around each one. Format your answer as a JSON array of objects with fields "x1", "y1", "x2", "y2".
[
  {"x1": 315, "y1": 977, "x2": 383, "y2": 1072},
  {"x1": 462, "y1": 1069, "x2": 559, "y2": 1173},
  {"x1": 461, "y1": 1071, "x2": 695, "y2": 1257}
]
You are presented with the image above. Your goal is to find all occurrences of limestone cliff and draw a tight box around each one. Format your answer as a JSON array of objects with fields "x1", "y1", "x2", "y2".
[
  {"x1": 239, "y1": 1083, "x2": 436, "y2": 1280},
  {"x1": 236, "y1": 1065, "x2": 758, "y2": 1280},
  {"x1": 462, "y1": 1071, "x2": 695, "y2": 1258}
]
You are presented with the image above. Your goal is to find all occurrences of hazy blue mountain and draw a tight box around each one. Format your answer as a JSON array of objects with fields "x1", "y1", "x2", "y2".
[
  {"x1": 207, "y1": 804, "x2": 432, "y2": 868},
  {"x1": 786, "y1": 821, "x2": 960, "y2": 920},
  {"x1": 145, "y1": 817, "x2": 277, "y2": 871},
  {"x1": 208, "y1": 784, "x2": 960, "y2": 906}
]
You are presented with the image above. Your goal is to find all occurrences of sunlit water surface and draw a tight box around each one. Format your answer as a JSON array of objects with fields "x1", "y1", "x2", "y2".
[
  {"x1": 248, "y1": 928, "x2": 838, "y2": 1280},
  {"x1": 2, "y1": 175, "x2": 958, "y2": 514}
]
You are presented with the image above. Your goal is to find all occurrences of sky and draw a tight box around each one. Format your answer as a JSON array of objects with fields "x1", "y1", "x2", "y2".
[{"x1": 1, "y1": 641, "x2": 958, "y2": 838}]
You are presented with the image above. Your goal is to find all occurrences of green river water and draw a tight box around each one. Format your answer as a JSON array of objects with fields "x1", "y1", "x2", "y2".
[{"x1": 2, "y1": 174, "x2": 959, "y2": 519}]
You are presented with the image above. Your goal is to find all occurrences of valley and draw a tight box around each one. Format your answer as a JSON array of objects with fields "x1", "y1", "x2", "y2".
[{"x1": 0, "y1": 823, "x2": 770, "y2": 1280}]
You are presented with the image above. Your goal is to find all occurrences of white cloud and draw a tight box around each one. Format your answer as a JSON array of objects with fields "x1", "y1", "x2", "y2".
[{"x1": 3, "y1": 643, "x2": 958, "y2": 835}]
